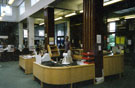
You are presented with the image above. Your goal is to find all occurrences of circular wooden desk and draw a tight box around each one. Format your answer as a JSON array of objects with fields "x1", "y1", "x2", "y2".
[{"x1": 33, "y1": 62, "x2": 95, "y2": 88}]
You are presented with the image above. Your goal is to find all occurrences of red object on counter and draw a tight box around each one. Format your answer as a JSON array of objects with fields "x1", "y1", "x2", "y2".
[
  {"x1": 82, "y1": 52, "x2": 94, "y2": 56},
  {"x1": 82, "y1": 57, "x2": 94, "y2": 60},
  {"x1": 84, "y1": 61, "x2": 94, "y2": 64}
]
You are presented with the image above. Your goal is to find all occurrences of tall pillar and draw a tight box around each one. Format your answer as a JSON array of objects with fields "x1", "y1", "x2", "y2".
[
  {"x1": 83, "y1": 0, "x2": 103, "y2": 77},
  {"x1": 18, "y1": 23, "x2": 23, "y2": 46},
  {"x1": 44, "y1": 7, "x2": 54, "y2": 49},
  {"x1": 27, "y1": 17, "x2": 35, "y2": 50}
]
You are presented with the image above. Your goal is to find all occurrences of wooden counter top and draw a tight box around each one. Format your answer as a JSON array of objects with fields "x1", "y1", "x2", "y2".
[
  {"x1": 34, "y1": 62, "x2": 94, "y2": 69},
  {"x1": 104, "y1": 54, "x2": 124, "y2": 58}
]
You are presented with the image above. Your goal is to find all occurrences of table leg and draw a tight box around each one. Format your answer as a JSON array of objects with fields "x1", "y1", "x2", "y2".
[
  {"x1": 70, "y1": 83, "x2": 72, "y2": 88},
  {"x1": 41, "y1": 82, "x2": 43, "y2": 88},
  {"x1": 33, "y1": 76, "x2": 35, "y2": 80}
]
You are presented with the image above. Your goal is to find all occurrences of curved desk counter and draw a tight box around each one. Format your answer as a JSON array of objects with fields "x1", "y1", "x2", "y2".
[{"x1": 33, "y1": 62, "x2": 95, "y2": 87}]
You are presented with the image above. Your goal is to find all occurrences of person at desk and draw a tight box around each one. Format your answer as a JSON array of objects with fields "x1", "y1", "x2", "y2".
[
  {"x1": 22, "y1": 45, "x2": 29, "y2": 55},
  {"x1": 64, "y1": 36, "x2": 71, "y2": 53}
]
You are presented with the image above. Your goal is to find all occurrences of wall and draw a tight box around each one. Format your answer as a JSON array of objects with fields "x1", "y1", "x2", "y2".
[
  {"x1": 70, "y1": 14, "x2": 83, "y2": 48},
  {"x1": 35, "y1": 25, "x2": 44, "y2": 37},
  {"x1": 34, "y1": 25, "x2": 44, "y2": 46},
  {"x1": 7, "y1": 23, "x2": 19, "y2": 45},
  {"x1": 1, "y1": 6, "x2": 19, "y2": 22},
  {"x1": 19, "y1": 0, "x2": 55, "y2": 21}
]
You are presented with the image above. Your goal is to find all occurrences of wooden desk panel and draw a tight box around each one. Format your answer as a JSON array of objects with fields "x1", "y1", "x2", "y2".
[
  {"x1": 33, "y1": 62, "x2": 95, "y2": 87},
  {"x1": 103, "y1": 54, "x2": 124, "y2": 77},
  {"x1": 19, "y1": 56, "x2": 35, "y2": 74}
]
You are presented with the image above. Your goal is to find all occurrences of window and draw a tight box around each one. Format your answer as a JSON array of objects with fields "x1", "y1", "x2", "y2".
[
  {"x1": 31, "y1": 0, "x2": 40, "y2": 6},
  {"x1": 24, "y1": 29, "x2": 28, "y2": 38},
  {"x1": 19, "y1": 2, "x2": 25, "y2": 15},
  {"x1": 107, "y1": 34, "x2": 115, "y2": 50},
  {"x1": 39, "y1": 30, "x2": 44, "y2": 36},
  {"x1": 1, "y1": 5, "x2": 12, "y2": 16},
  {"x1": 108, "y1": 22, "x2": 116, "y2": 32}
]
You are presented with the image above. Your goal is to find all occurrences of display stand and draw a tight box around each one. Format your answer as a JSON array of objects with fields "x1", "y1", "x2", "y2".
[{"x1": 47, "y1": 45, "x2": 60, "y2": 58}]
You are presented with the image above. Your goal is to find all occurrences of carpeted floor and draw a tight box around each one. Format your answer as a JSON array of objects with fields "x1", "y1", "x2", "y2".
[{"x1": 0, "y1": 61, "x2": 135, "y2": 88}]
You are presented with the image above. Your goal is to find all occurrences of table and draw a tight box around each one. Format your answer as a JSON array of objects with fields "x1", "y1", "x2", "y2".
[
  {"x1": 33, "y1": 62, "x2": 95, "y2": 88},
  {"x1": 19, "y1": 55, "x2": 35, "y2": 74}
]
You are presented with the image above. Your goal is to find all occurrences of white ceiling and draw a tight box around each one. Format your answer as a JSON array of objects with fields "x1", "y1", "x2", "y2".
[
  {"x1": 12, "y1": 0, "x2": 23, "y2": 6},
  {"x1": 52, "y1": 0, "x2": 83, "y2": 11},
  {"x1": 33, "y1": 0, "x2": 83, "y2": 24}
]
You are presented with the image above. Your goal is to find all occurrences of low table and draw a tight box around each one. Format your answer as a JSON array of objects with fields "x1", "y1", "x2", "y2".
[{"x1": 19, "y1": 55, "x2": 35, "y2": 74}]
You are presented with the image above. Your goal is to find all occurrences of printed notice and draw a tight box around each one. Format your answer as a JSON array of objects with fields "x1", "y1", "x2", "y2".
[
  {"x1": 98, "y1": 45, "x2": 102, "y2": 51},
  {"x1": 128, "y1": 40, "x2": 132, "y2": 45},
  {"x1": 97, "y1": 35, "x2": 101, "y2": 44}
]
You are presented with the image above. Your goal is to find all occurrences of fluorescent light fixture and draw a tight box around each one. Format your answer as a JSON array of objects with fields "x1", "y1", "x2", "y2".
[
  {"x1": 36, "y1": 18, "x2": 44, "y2": 21},
  {"x1": 8, "y1": 0, "x2": 15, "y2": 5},
  {"x1": 124, "y1": 15, "x2": 135, "y2": 19},
  {"x1": 55, "y1": 17, "x2": 63, "y2": 21},
  {"x1": 39, "y1": 23, "x2": 44, "y2": 25},
  {"x1": 104, "y1": 0, "x2": 123, "y2": 6},
  {"x1": 107, "y1": 18, "x2": 120, "y2": 22},
  {"x1": 80, "y1": 10, "x2": 83, "y2": 13},
  {"x1": 65, "y1": 12, "x2": 76, "y2": 18}
]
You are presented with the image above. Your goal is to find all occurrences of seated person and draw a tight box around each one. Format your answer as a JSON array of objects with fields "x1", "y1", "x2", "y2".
[{"x1": 22, "y1": 45, "x2": 29, "y2": 55}]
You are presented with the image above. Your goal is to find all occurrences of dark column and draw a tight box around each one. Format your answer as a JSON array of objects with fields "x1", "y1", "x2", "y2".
[
  {"x1": 83, "y1": 0, "x2": 103, "y2": 77},
  {"x1": 44, "y1": 7, "x2": 54, "y2": 49}
]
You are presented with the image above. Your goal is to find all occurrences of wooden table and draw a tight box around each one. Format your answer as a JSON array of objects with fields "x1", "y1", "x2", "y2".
[
  {"x1": 19, "y1": 55, "x2": 35, "y2": 74},
  {"x1": 33, "y1": 62, "x2": 95, "y2": 88},
  {"x1": 103, "y1": 54, "x2": 124, "y2": 77}
]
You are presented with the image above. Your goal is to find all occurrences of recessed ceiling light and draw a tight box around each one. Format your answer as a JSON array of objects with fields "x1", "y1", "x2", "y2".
[
  {"x1": 80, "y1": 10, "x2": 83, "y2": 13},
  {"x1": 55, "y1": 17, "x2": 63, "y2": 21},
  {"x1": 107, "y1": 18, "x2": 120, "y2": 22},
  {"x1": 65, "y1": 13, "x2": 76, "y2": 18},
  {"x1": 39, "y1": 23, "x2": 44, "y2": 25}
]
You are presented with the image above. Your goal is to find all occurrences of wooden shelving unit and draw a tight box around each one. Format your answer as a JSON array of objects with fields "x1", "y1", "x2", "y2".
[{"x1": 47, "y1": 45, "x2": 60, "y2": 57}]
